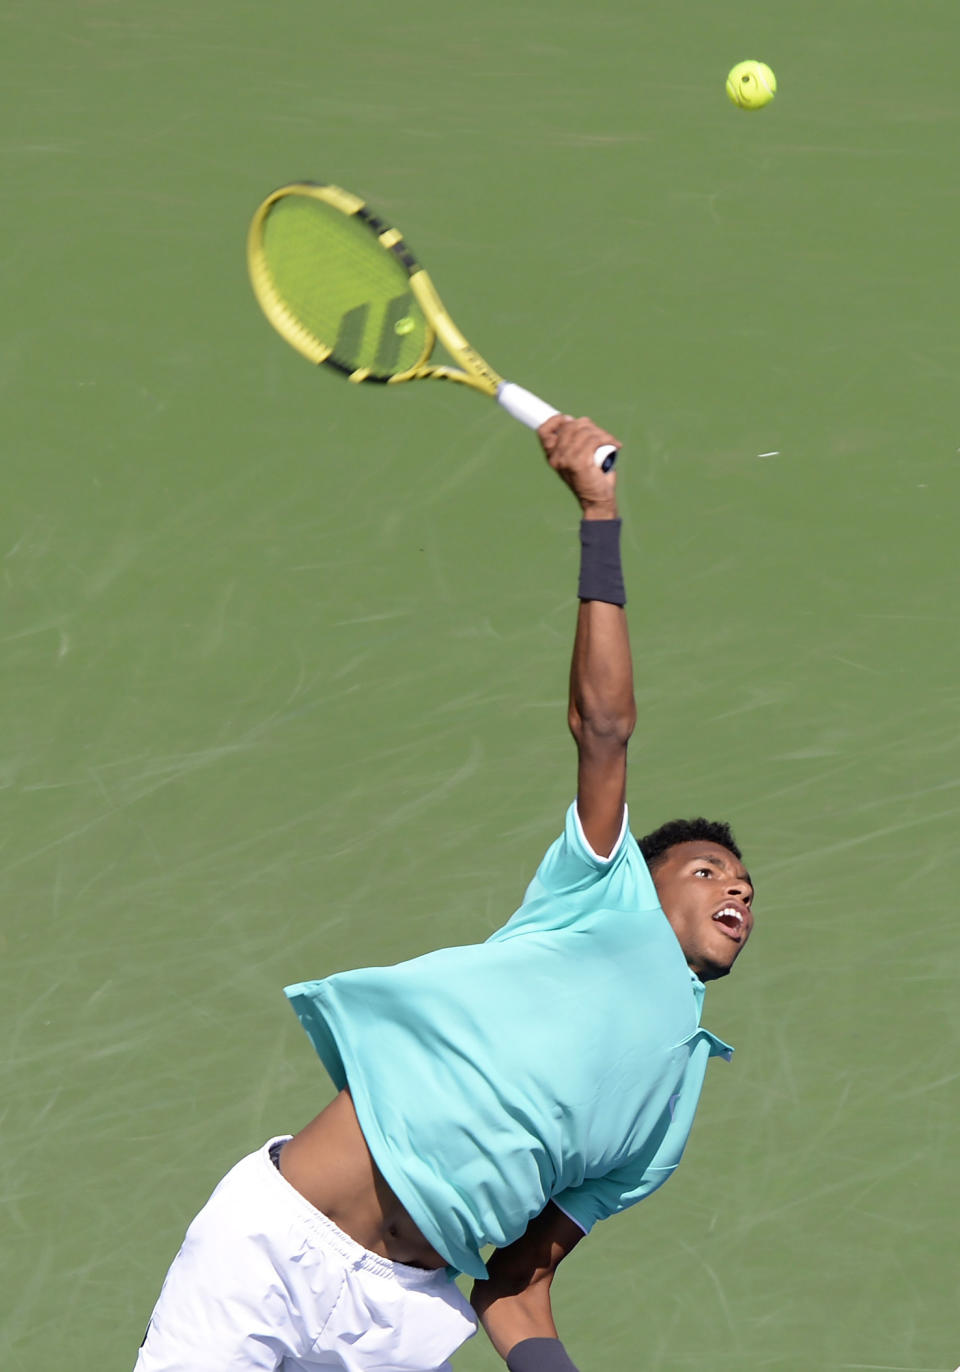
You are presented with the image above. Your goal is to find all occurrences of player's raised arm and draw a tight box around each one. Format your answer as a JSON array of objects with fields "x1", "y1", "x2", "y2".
[{"x1": 539, "y1": 415, "x2": 635, "y2": 858}]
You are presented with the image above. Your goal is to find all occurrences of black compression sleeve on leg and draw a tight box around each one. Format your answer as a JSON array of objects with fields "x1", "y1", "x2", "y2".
[
  {"x1": 578, "y1": 518, "x2": 625, "y2": 606},
  {"x1": 506, "y1": 1338, "x2": 580, "y2": 1372}
]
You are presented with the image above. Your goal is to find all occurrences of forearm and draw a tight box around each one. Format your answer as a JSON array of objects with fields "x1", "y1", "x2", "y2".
[
  {"x1": 568, "y1": 521, "x2": 636, "y2": 854},
  {"x1": 473, "y1": 1277, "x2": 559, "y2": 1360},
  {"x1": 568, "y1": 497, "x2": 635, "y2": 736},
  {"x1": 470, "y1": 1205, "x2": 584, "y2": 1365},
  {"x1": 476, "y1": 1289, "x2": 580, "y2": 1372},
  {"x1": 568, "y1": 595, "x2": 636, "y2": 747}
]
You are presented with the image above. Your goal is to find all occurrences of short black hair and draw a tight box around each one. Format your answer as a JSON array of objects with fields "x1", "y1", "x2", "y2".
[{"x1": 638, "y1": 817, "x2": 742, "y2": 870}]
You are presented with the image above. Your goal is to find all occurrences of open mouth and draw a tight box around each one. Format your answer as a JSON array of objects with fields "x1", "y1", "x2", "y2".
[{"x1": 711, "y1": 906, "x2": 746, "y2": 941}]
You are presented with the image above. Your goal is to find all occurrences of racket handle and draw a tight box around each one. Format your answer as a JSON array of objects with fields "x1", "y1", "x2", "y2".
[{"x1": 496, "y1": 382, "x2": 618, "y2": 472}]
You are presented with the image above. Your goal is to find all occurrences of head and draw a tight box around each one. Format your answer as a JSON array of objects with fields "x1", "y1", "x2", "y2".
[{"x1": 638, "y1": 818, "x2": 754, "y2": 982}]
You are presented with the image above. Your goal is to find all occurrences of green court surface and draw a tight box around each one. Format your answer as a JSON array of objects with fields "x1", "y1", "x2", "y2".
[{"x1": 3, "y1": 1, "x2": 960, "y2": 1367}]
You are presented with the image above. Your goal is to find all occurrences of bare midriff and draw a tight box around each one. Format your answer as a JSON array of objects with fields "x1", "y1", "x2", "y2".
[{"x1": 278, "y1": 1088, "x2": 447, "y2": 1271}]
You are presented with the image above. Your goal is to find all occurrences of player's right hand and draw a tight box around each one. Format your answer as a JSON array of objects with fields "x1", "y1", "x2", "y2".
[{"x1": 538, "y1": 415, "x2": 620, "y2": 517}]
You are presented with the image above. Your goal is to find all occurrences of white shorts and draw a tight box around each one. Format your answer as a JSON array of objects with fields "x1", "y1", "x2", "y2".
[{"x1": 135, "y1": 1138, "x2": 477, "y2": 1372}]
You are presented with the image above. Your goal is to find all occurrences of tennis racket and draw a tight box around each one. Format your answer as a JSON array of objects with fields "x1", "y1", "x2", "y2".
[{"x1": 246, "y1": 182, "x2": 617, "y2": 471}]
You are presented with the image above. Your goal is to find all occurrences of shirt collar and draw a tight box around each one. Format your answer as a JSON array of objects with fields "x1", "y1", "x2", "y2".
[{"x1": 689, "y1": 968, "x2": 735, "y2": 1060}]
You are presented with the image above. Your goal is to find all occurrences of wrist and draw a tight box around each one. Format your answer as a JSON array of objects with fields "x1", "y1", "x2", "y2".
[
  {"x1": 578, "y1": 517, "x2": 625, "y2": 606},
  {"x1": 580, "y1": 499, "x2": 618, "y2": 521}
]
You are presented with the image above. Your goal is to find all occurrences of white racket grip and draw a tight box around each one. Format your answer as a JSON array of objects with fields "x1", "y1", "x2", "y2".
[{"x1": 496, "y1": 381, "x2": 618, "y2": 471}]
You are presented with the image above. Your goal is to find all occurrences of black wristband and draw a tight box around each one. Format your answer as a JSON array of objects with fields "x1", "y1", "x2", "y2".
[
  {"x1": 578, "y1": 518, "x2": 625, "y2": 606},
  {"x1": 506, "y1": 1338, "x2": 580, "y2": 1372}
]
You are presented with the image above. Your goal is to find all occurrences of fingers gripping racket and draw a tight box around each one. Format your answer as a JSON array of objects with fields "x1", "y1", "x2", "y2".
[{"x1": 247, "y1": 183, "x2": 617, "y2": 471}]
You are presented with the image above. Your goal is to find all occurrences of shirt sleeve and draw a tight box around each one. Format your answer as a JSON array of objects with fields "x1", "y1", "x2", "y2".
[
  {"x1": 553, "y1": 1114, "x2": 694, "y2": 1232},
  {"x1": 551, "y1": 1159, "x2": 677, "y2": 1234},
  {"x1": 488, "y1": 803, "x2": 660, "y2": 942},
  {"x1": 536, "y1": 802, "x2": 631, "y2": 891}
]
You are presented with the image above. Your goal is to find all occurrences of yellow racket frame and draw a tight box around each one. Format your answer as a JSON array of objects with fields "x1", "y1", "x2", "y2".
[
  {"x1": 247, "y1": 182, "x2": 504, "y2": 393},
  {"x1": 246, "y1": 180, "x2": 618, "y2": 470}
]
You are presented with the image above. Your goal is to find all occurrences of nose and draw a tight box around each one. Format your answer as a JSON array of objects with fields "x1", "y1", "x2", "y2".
[{"x1": 727, "y1": 877, "x2": 753, "y2": 906}]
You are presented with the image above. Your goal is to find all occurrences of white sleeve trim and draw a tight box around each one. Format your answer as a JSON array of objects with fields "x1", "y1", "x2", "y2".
[{"x1": 572, "y1": 801, "x2": 630, "y2": 865}]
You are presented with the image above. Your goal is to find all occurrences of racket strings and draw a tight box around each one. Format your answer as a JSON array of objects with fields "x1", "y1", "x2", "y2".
[{"x1": 258, "y1": 197, "x2": 429, "y2": 378}]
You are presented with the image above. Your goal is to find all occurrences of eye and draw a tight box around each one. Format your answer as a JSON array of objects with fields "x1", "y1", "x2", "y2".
[{"x1": 693, "y1": 867, "x2": 713, "y2": 878}]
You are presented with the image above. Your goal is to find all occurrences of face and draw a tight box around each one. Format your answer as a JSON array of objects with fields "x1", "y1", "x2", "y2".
[{"x1": 651, "y1": 841, "x2": 755, "y2": 982}]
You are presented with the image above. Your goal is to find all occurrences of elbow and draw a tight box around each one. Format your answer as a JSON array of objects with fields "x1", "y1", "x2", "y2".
[{"x1": 569, "y1": 702, "x2": 636, "y2": 749}]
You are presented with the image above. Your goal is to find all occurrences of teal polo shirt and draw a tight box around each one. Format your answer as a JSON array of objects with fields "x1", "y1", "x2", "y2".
[{"x1": 285, "y1": 803, "x2": 733, "y2": 1279}]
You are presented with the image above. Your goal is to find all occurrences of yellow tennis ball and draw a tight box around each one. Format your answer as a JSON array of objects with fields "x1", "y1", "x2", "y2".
[{"x1": 726, "y1": 60, "x2": 777, "y2": 110}]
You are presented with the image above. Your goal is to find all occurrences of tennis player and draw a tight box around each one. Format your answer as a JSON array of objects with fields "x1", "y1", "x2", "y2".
[{"x1": 135, "y1": 415, "x2": 755, "y2": 1372}]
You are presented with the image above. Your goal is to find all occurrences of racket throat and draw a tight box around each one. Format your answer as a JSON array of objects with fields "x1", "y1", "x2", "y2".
[{"x1": 408, "y1": 270, "x2": 502, "y2": 394}]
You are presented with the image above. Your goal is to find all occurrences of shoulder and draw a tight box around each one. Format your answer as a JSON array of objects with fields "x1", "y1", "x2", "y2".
[
  {"x1": 487, "y1": 804, "x2": 660, "y2": 944},
  {"x1": 552, "y1": 802, "x2": 658, "y2": 907},
  {"x1": 542, "y1": 801, "x2": 639, "y2": 885}
]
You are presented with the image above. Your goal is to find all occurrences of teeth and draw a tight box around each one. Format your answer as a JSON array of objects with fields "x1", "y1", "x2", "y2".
[{"x1": 713, "y1": 907, "x2": 743, "y2": 926}]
